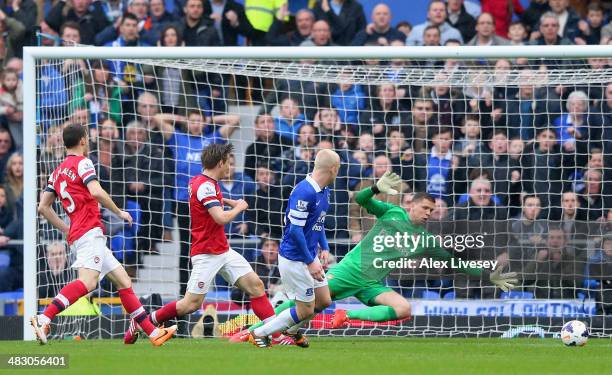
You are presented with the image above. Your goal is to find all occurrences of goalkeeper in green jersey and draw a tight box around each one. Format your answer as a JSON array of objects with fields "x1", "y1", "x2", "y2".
[{"x1": 244, "y1": 172, "x2": 517, "y2": 345}]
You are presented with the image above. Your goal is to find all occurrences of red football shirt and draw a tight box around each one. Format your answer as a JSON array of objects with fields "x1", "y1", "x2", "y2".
[
  {"x1": 46, "y1": 155, "x2": 103, "y2": 244},
  {"x1": 188, "y1": 174, "x2": 229, "y2": 256}
]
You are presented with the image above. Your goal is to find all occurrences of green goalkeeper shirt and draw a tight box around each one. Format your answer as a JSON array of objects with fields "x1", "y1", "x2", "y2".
[{"x1": 340, "y1": 187, "x2": 483, "y2": 282}]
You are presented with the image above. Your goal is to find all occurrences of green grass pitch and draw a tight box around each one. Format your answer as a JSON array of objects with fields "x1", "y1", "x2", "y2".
[{"x1": 0, "y1": 337, "x2": 610, "y2": 375}]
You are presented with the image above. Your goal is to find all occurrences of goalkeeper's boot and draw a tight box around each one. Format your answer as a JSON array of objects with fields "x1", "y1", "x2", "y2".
[
  {"x1": 149, "y1": 324, "x2": 177, "y2": 347},
  {"x1": 282, "y1": 331, "x2": 309, "y2": 348},
  {"x1": 248, "y1": 332, "x2": 271, "y2": 348},
  {"x1": 331, "y1": 309, "x2": 349, "y2": 329},
  {"x1": 124, "y1": 318, "x2": 140, "y2": 344},
  {"x1": 30, "y1": 316, "x2": 50, "y2": 345},
  {"x1": 229, "y1": 329, "x2": 251, "y2": 343}
]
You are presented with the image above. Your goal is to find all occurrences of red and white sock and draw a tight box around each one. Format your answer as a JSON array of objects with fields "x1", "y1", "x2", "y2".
[
  {"x1": 250, "y1": 294, "x2": 280, "y2": 338},
  {"x1": 151, "y1": 301, "x2": 178, "y2": 326},
  {"x1": 118, "y1": 288, "x2": 159, "y2": 337},
  {"x1": 41, "y1": 280, "x2": 89, "y2": 324}
]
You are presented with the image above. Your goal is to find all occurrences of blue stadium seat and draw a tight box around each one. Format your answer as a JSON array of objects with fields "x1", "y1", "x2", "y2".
[
  {"x1": 500, "y1": 291, "x2": 534, "y2": 299},
  {"x1": 0, "y1": 290, "x2": 23, "y2": 316},
  {"x1": 422, "y1": 290, "x2": 441, "y2": 299},
  {"x1": 443, "y1": 291, "x2": 456, "y2": 300}
]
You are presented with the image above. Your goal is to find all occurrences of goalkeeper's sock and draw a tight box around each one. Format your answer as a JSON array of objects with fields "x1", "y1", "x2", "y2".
[
  {"x1": 118, "y1": 288, "x2": 158, "y2": 337},
  {"x1": 151, "y1": 301, "x2": 177, "y2": 325},
  {"x1": 346, "y1": 306, "x2": 398, "y2": 322},
  {"x1": 42, "y1": 279, "x2": 89, "y2": 321},
  {"x1": 253, "y1": 307, "x2": 299, "y2": 337},
  {"x1": 275, "y1": 299, "x2": 296, "y2": 314}
]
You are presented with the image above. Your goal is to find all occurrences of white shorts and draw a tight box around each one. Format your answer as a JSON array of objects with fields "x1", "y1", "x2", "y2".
[
  {"x1": 278, "y1": 255, "x2": 328, "y2": 302},
  {"x1": 70, "y1": 227, "x2": 121, "y2": 278},
  {"x1": 187, "y1": 249, "x2": 254, "y2": 295}
]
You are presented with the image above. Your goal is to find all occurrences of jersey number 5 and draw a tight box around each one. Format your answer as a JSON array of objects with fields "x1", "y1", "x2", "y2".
[{"x1": 60, "y1": 180, "x2": 76, "y2": 213}]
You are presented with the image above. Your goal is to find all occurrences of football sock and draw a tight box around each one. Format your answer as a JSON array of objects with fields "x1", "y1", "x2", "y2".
[
  {"x1": 42, "y1": 279, "x2": 89, "y2": 322},
  {"x1": 249, "y1": 299, "x2": 295, "y2": 332},
  {"x1": 253, "y1": 307, "x2": 299, "y2": 337},
  {"x1": 151, "y1": 301, "x2": 178, "y2": 325},
  {"x1": 346, "y1": 306, "x2": 398, "y2": 322},
  {"x1": 118, "y1": 288, "x2": 158, "y2": 337}
]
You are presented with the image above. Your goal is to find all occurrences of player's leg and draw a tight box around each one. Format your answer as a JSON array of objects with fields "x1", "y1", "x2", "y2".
[
  {"x1": 284, "y1": 284, "x2": 331, "y2": 348},
  {"x1": 333, "y1": 289, "x2": 411, "y2": 327},
  {"x1": 31, "y1": 231, "x2": 104, "y2": 344},
  {"x1": 31, "y1": 267, "x2": 98, "y2": 344},
  {"x1": 106, "y1": 254, "x2": 177, "y2": 346},
  {"x1": 149, "y1": 254, "x2": 215, "y2": 329},
  {"x1": 229, "y1": 249, "x2": 277, "y2": 325},
  {"x1": 248, "y1": 300, "x2": 296, "y2": 333},
  {"x1": 250, "y1": 257, "x2": 321, "y2": 347}
]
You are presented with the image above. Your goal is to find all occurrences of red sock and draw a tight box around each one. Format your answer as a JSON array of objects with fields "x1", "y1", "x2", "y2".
[
  {"x1": 43, "y1": 280, "x2": 89, "y2": 321},
  {"x1": 118, "y1": 288, "x2": 157, "y2": 336},
  {"x1": 152, "y1": 301, "x2": 178, "y2": 325},
  {"x1": 250, "y1": 294, "x2": 281, "y2": 337},
  {"x1": 250, "y1": 294, "x2": 275, "y2": 321}
]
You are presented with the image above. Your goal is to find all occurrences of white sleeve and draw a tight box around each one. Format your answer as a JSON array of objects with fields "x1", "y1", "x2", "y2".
[
  {"x1": 197, "y1": 181, "x2": 220, "y2": 207},
  {"x1": 77, "y1": 158, "x2": 97, "y2": 184}
]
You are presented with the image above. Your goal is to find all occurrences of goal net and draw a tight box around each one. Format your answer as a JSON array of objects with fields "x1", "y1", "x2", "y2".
[{"x1": 25, "y1": 46, "x2": 612, "y2": 339}]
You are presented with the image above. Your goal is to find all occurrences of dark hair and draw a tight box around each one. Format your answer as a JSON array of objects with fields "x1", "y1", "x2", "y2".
[
  {"x1": 428, "y1": 0, "x2": 445, "y2": 11},
  {"x1": 254, "y1": 113, "x2": 272, "y2": 125},
  {"x1": 160, "y1": 24, "x2": 183, "y2": 46},
  {"x1": 201, "y1": 143, "x2": 234, "y2": 169},
  {"x1": 186, "y1": 109, "x2": 203, "y2": 118},
  {"x1": 62, "y1": 123, "x2": 88, "y2": 148},
  {"x1": 463, "y1": 114, "x2": 480, "y2": 125},
  {"x1": 431, "y1": 126, "x2": 452, "y2": 138},
  {"x1": 587, "y1": 3, "x2": 603, "y2": 13},
  {"x1": 121, "y1": 12, "x2": 139, "y2": 25},
  {"x1": 396, "y1": 21, "x2": 412, "y2": 29},
  {"x1": 424, "y1": 24, "x2": 440, "y2": 35},
  {"x1": 492, "y1": 128, "x2": 507, "y2": 138},
  {"x1": 60, "y1": 21, "x2": 81, "y2": 37},
  {"x1": 468, "y1": 168, "x2": 492, "y2": 180},
  {"x1": 536, "y1": 128, "x2": 556, "y2": 137},
  {"x1": 522, "y1": 194, "x2": 540, "y2": 205},
  {"x1": 412, "y1": 192, "x2": 436, "y2": 205},
  {"x1": 90, "y1": 60, "x2": 110, "y2": 71}
]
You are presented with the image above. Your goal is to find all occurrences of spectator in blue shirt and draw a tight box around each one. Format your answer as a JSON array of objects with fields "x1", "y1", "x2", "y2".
[
  {"x1": 331, "y1": 80, "x2": 366, "y2": 130},
  {"x1": 407, "y1": 0, "x2": 463, "y2": 46},
  {"x1": 104, "y1": 13, "x2": 151, "y2": 86},
  {"x1": 274, "y1": 97, "x2": 306, "y2": 144}
]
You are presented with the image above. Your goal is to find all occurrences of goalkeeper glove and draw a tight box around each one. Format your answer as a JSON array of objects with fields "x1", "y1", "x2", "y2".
[
  {"x1": 488, "y1": 267, "x2": 518, "y2": 292},
  {"x1": 373, "y1": 171, "x2": 402, "y2": 195}
]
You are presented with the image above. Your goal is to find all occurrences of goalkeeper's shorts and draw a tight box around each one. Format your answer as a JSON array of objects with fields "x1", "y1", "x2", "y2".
[{"x1": 327, "y1": 263, "x2": 393, "y2": 306}]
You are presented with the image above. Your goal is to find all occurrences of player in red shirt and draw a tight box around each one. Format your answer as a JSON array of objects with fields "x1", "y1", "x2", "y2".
[
  {"x1": 124, "y1": 143, "x2": 281, "y2": 343},
  {"x1": 32, "y1": 123, "x2": 177, "y2": 346}
]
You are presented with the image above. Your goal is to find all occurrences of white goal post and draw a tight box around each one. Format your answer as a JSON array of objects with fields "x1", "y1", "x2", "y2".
[{"x1": 22, "y1": 45, "x2": 612, "y2": 340}]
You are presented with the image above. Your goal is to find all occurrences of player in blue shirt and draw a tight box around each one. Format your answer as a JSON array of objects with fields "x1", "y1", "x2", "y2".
[{"x1": 250, "y1": 149, "x2": 340, "y2": 348}]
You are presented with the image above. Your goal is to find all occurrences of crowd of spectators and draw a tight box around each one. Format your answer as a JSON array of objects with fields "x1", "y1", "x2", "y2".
[{"x1": 0, "y1": 0, "x2": 611, "y2": 310}]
